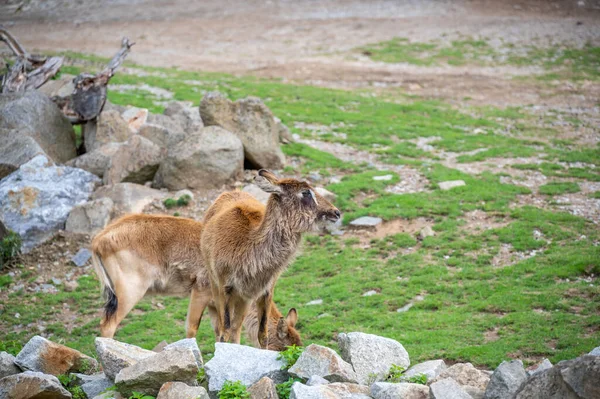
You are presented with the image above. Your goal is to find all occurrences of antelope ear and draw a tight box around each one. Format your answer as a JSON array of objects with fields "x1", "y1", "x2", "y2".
[
  {"x1": 277, "y1": 317, "x2": 288, "y2": 338},
  {"x1": 255, "y1": 169, "x2": 282, "y2": 194},
  {"x1": 286, "y1": 308, "x2": 298, "y2": 328}
]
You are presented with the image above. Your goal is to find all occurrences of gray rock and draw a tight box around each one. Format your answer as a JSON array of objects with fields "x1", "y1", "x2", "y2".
[
  {"x1": 163, "y1": 101, "x2": 203, "y2": 133},
  {"x1": 85, "y1": 110, "x2": 132, "y2": 152},
  {"x1": 146, "y1": 113, "x2": 187, "y2": 143},
  {"x1": 248, "y1": 376, "x2": 278, "y2": 399},
  {"x1": 528, "y1": 358, "x2": 553, "y2": 376},
  {"x1": 39, "y1": 73, "x2": 75, "y2": 97},
  {"x1": 290, "y1": 381, "x2": 371, "y2": 399},
  {"x1": 337, "y1": 332, "x2": 409, "y2": 384},
  {"x1": 15, "y1": 335, "x2": 98, "y2": 376},
  {"x1": 314, "y1": 187, "x2": 337, "y2": 202},
  {"x1": 515, "y1": 361, "x2": 581, "y2": 399},
  {"x1": 484, "y1": 360, "x2": 527, "y2": 399},
  {"x1": 0, "y1": 90, "x2": 77, "y2": 163},
  {"x1": 64, "y1": 280, "x2": 79, "y2": 292},
  {"x1": 276, "y1": 118, "x2": 294, "y2": 144},
  {"x1": 418, "y1": 226, "x2": 435, "y2": 240},
  {"x1": 72, "y1": 248, "x2": 92, "y2": 267},
  {"x1": 371, "y1": 382, "x2": 429, "y2": 399},
  {"x1": 199, "y1": 92, "x2": 285, "y2": 169},
  {"x1": 138, "y1": 123, "x2": 172, "y2": 149},
  {"x1": 95, "y1": 337, "x2": 155, "y2": 381},
  {"x1": 204, "y1": 343, "x2": 288, "y2": 393},
  {"x1": 73, "y1": 372, "x2": 113, "y2": 399},
  {"x1": 121, "y1": 107, "x2": 148, "y2": 133},
  {"x1": 557, "y1": 355, "x2": 600, "y2": 399},
  {"x1": 0, "y1": 155, "x2": 100, "y2": 252},
  {"x1": 0, "y1": 352, "x2": 21, "y2": 379},
  {"x1": 66, "y1": 198, "x2": 114, "y2": 235},
  {"x1": 404, "y1": 359, "x2": 447, "y2": 382},
  {"x1": 307, "y1": 375, "x2": 330, "y2": 386},
  {"x1": 289, "y1": 344, "x2": 357, "y2": 383},
  {"x1": 157, "y1": 381, "x2": 209, "y2": 399},
  {"x1": 349, "y1": 217, "x2": 382, "y2": 230},
  {"x1": 115, "y1": 347, "x2": 199, "y2": 397},
  {"x1": 104, "y1": 135, "x2": 164, "y2": 185},
  {"x1": 152, "y1": 341, "x2": 169, "y2": 353},
  {"x1": 0, "y1": 370, "x2": 71, "y2": 399},
  {"x1": 438, "y1": 180, "x2": 466, "y2": 191},
  {"x1": 66, "y1": 143, "x2": 122, "y2": 179},
  {"x1": 306, "y1": 299, "x2": 323, "y2": 306},
  {"x1": 242, "y1": 183, "x2": 271, "y2": 205},
  {"x1": 589, "y1": 347, "x2": 600, "y2": 356},
  {"x1": 92, "y1": 182, "x2": 167, "y2": 216},
  {"x1": 153, "y1": 125, "x2": 244, "y2": 190},
  {"x1": 430, "y1": 363, "x2": 490, "y2": 392},
  {"x1": 0, "y1": 128, "x2": 49, "y2": 179},
  {"x1": 372, "y1": 175, "x2": 393, "y2": 181},
  {"x1": 430, "y1": 378, "x2": 472, "y2": 399},
  {"x1": 163, "y1": 338, "x2": 203, "y2": 368}
]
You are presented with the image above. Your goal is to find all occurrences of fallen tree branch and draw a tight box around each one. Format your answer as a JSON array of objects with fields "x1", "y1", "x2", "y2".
[
  {"x1": 0, "y1": 25, "x2": 46, "y2": 67},
  {"x1": 52, "y1": 37, "x2": 134, "y2": 123}
]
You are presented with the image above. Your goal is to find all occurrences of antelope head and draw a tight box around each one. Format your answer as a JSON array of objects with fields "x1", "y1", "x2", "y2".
[{"x1": 255, "y1": 169, "x2": 341, "y2": 233}]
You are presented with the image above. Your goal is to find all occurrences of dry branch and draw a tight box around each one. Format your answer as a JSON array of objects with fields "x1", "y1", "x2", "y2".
[{"x1": 52, "y1": 37, "x2": 134, "y2": 124}]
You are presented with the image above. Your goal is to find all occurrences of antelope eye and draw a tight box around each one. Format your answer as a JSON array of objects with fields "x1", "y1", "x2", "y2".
[{"x1": 302, "y1": 190, "x2": 311, "y2": 198}]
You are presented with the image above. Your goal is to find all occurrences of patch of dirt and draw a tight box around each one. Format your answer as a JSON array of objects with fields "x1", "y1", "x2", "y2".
[
  {"x1": 484, "y1": 327, "x2": 500, "y2": 343},
  {"x1": 374, "y1": 217, "x2": 433, "y2": 239},
  {"x1": 491, "y1": 243, "x2": 543, "y2": 268},
  {"x1": 461, "y1": 210, "x2": 511, "y2": 233}
]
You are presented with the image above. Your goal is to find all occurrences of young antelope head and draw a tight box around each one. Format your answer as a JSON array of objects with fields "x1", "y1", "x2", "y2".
[
  {"x1": 255, "y1": 169, "x2": 341, "y2": 233},
  {"x1": 270, "y1": 308, "x2": 302, "y2": 351}
]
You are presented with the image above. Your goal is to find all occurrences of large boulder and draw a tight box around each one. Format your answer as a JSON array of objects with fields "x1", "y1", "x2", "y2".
[
  {"x1": 199, "y1": 92, "x2": 285, "y2": 169},
  {"x1": 91, "y1": 182, "x2": 167, "y2": 217},
  {"x1": 484, "y1": 360, "x2": 528, "y2": 399},
  {"x1": 65, "y1": 198, "x2": 114, "y2": 235},
  {"x1": 404, "y1": 360, "x2": 447, "y2": 382},
  {"x1": 0, "y1": 352, "x2": 21, "y2": 379},
  {"x1": 85, "y1": 110, "x2": 132, "y2": 152},
  {"x1": 157, "y1": 381, "x2": 209, "y2": 399},
  {"x1": 289, "y1": 381, "x2": 371, "y2": 399},
  {"x1": 515, "y1": 355, "x2": 600, "y2": 399},
  {"x1": 289, "y1": 344, "x2": 358, "y2": 383},
  {"x1": 94, "y1": 338, "x2": 155, "y2": 381},
  {"x1": 66, "y1": 142, "x2": 122, "y2": 179},
  {"x1": 153, "y1": 125, "x2": 244, "y2": 190},
  {"x1": 103, "y1": 135, "x2": 164, "y2": 185},
  {"x1": 0, "y1": 129, "x2": 49, "y2": 179},
  {"x1": 0, "y1": 371, "x2": 71, "y2": 399},
  {"x1": 337, "y1": 332, "x2": 410, "y2": 384},
  {"x1": 371, "y1": 382, "x2": 429, "y2": 399},
  {"x1": 0, "y1": 155, "x2": 100, "y2": 252},
  {"x1": 14, "y1": 335, "x2": 98, "y2": 376},
  {"x1": 162, "y1": 339, "x2": 203, "y2": 369},
  {"x1": 163, "y1": 101, "x2": 203, "y2": 132},
  {"x1": 115, "y1": 347, "x2": 199, "y2": 397},
  {"x1": 204, "y1": 343, "x2": 288, "y2": 394},
  {"x1": 0, "y1": 90, "x2": 76, "y2": 163},
  {"x1": 138, "y1": 123, "x2": 180, "y2": 149},
  {"x1": 72, "y1": 372, "x2": 114, "y2": 399}
]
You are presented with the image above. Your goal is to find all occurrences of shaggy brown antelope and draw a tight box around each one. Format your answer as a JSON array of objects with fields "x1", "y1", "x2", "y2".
[
  {"x1": 201, "y1": 169, "x2": 341, "y2": 347},
  {"x1": 90, "y1": 214, "x2": 301, "y2": 349}
]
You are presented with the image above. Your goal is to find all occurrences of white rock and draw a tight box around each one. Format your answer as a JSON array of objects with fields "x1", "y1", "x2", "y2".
[
  {"x1": 306, "y1": 299, "x2": 323, "y2": 306},
  {"x1": 404, "y1": 359, "x2": 447, "y2": 382},
  {"x1": 371, "y1": 382, "x2": 429, "y2": 399},
  {"x1": 438, "y1": 180, "x2": 466, "y2": 191},
  {"x1": 163, "y1": 338, "x2": 203, "y2": 368},
  {"x1": 430, "y1": 378, "x2": 472, "y2": 399},
  {"x1": 349, "y1": 217, "x2": 382, "y2": 229},
  {"x1": 289, "y1": 344, "x2": 357, "y2": 383},
  {"x1": 338, "y1": 332, "x2": 410, "y2": 384},
  {"x1": 290, "y1": 381, "x2": 371, "y2": 399},
  {"x1": 157, "y1": 381, "x2": 209, "y2": 399},
  {"x1": 94, "y1": 337, "x2": 155, "y2": 381},
  {"x1": 373, "y1": 175, "x2": 393, "y2": 181},
  {"x1": 0, "y1": 370, "x2": 71, "y2": 398}
]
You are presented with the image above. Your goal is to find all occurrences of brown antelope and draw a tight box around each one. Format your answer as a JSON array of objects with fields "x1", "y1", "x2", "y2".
[
  {"x1": 201, "y1": 169, "x2": 341, "y2": 347},
  {"x1": 90, "y1": 213, "x2": 301, "y2": 349}
]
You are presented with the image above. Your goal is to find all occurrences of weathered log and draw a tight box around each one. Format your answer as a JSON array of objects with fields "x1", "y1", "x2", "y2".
[
  {"x1": 52, "y1": 37, "x2": 134, "y2": 124},
  {"x1": 1, "y1": 25, "x2": 63, "y2": 92}
]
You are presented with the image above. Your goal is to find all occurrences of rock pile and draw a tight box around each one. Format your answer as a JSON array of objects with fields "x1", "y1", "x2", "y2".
[
  {"x1": 0, "y1": 89, "x2": 292, "y2": 251},
  {"x1": 1, "y1": 333, "x2": 598, "y2": 399}
]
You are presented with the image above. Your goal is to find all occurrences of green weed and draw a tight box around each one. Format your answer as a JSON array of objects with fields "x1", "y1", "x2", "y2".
[
  {"x1": 0, "y1": 230, "x2": 22, "y2": 270},
  {"x1": 277, "y1": 345, "x2": 304, "y2": 370},
  {"x1": 219, "y1": 381, "x2": 250, "y2": 399},
  {"x1": 276, "y1": 377, "x2": 303, "y2": 399}
]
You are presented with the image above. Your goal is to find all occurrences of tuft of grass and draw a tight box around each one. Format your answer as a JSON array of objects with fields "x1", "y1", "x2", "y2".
[
  {"x1": 538, "y1": 182, "x2": 580, "y2": 196},
  {"x1": 163, "y1": 194, "x2": 192, "y2": 209},
  {"x1": 0, "y1": 230, "x2": 22, "y2": 270},
  {"x1": 219, "y1": 380, "x2": 250, "y2": 399}
]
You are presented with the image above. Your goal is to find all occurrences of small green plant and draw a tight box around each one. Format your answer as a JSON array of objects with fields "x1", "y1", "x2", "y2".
[
  {"x1": 101, "y1": 385, "x2": 118, "y2": 394},
  {"x1": 163, "y1": 194, "x2": 192, "y2": 209},
  {"x1": 406, "y1": 373, "x2": 428, "y2": 385},
  {"x1": 386, "y1": 364, "x2": 407, "y2": 383},
  {"x1": 365, "y1": 372, "x2": 379, "y2": 386},
  {"x1": 197, "y1": 368, "x2": 206, "y2": 384},
  {"x1": 275, "y1": 377, "x2": 303, "y2": 399},
  {"x1": 129, "y1": 392, "x2": 155, "y2": 399},
  {"x1": 218, "y1": 380, "x2": 250, "y2": 399},
  {"x1": 57, "y1": 374, "x2": 86, "y2": 399},
  {"x1": 0, "y1": 340, "x2": 22, "y2": 356},
  {"x1": 0, "y1": 230, "x2": 22, "y2": 270},
  {"x1": 277, "y1": 345, "x2": 304, "y2": 369}
]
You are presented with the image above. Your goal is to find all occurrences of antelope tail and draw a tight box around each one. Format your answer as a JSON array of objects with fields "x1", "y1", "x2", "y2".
[{"x1": 92, "y1": 251, "x2": 118, "y2": 322}]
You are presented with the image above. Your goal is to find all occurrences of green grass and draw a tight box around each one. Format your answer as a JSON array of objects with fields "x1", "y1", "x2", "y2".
[
  {"x1": 0, "y1": 52, "x2": 598, "y2": 371},
  {"x1": 538, "y1": 182, "x2": 581, "y2": 196}
]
